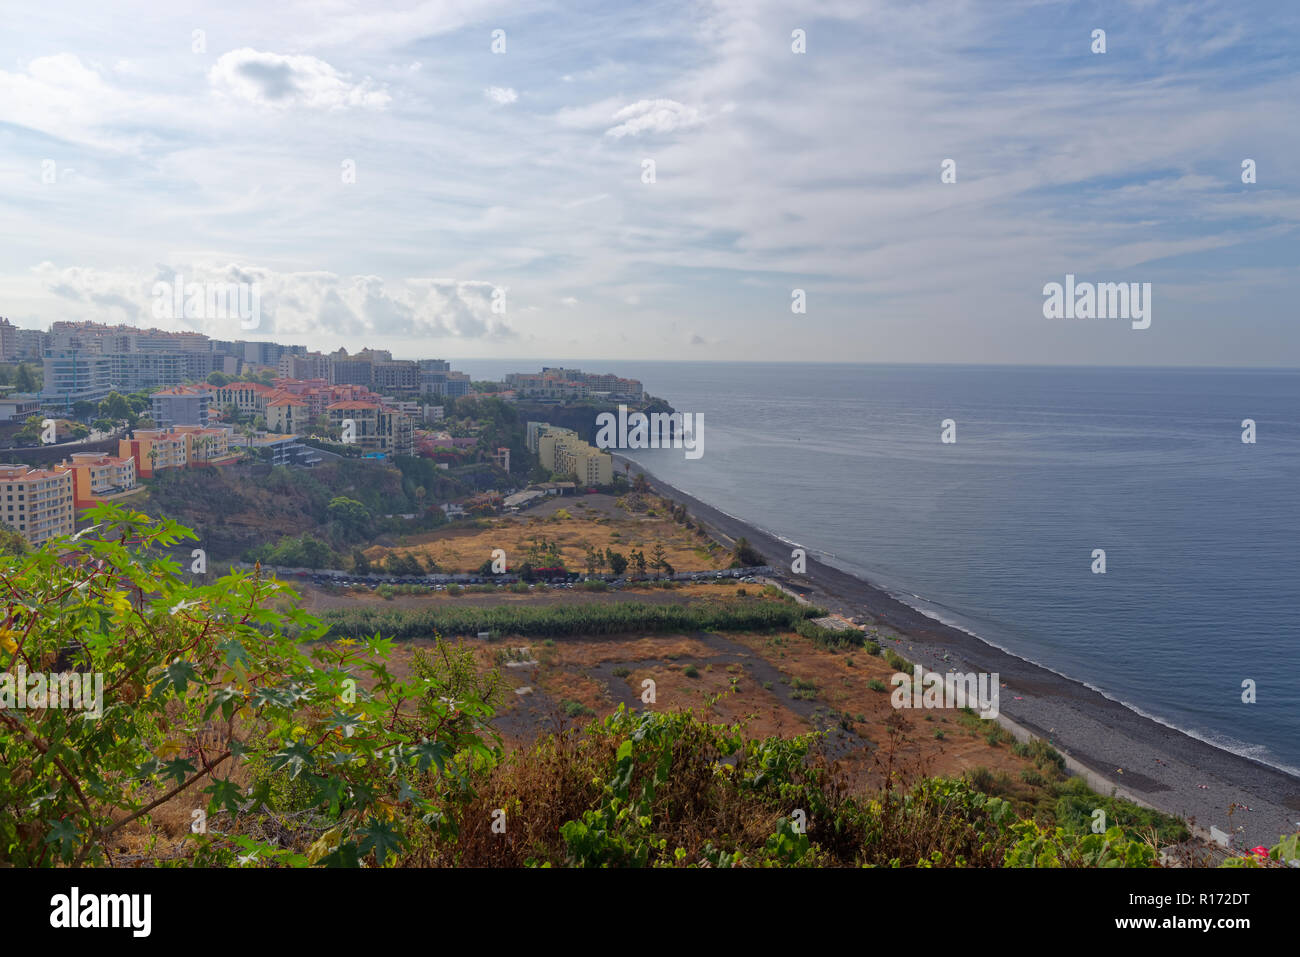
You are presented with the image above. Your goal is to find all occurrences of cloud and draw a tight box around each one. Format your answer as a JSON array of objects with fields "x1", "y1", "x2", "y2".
[
  {"x1": 605, "y1": 98, "x2": 704, "y2": 137},
  {"x1": 208, "y1": 49, "x2": 391, "y2": 110},
  {"x1": 19, "y1": 262, "x2": 513, "y2": 341},
  {"x1": 484, "y1": 86, "x2": 518, "y2": 105}
]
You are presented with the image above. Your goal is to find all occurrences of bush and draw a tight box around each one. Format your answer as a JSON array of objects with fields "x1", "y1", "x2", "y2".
[
  {"x1": 0, "y1": 504, "x2": 496, "y2": 868},
  {"x1": 682, "y1": 664, "x2": 699, "y2": 678}
]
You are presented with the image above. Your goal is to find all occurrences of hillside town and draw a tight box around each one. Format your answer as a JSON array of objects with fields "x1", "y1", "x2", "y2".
[{"x1": 0, "y1": 318, "x2": 647, "y2": 547}]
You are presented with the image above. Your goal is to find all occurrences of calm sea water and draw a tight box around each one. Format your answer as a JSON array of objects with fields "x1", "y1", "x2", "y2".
[{"x1": 458, "y1": 361, "x2": 1300, "y2": 773}]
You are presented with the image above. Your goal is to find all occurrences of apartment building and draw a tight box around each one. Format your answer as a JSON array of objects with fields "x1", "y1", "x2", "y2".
[
  {"x1": 266, "y1": 395, "x2": 310, "y2": 434},
  {"x1": 172, "y1": 425, "x2": 232, "y2": 465},
  {"x1": 507, "y1": 368, "x2": 642, "y2": 402},
  {"x1": 14, "y1": 328, "x2": 46, "y2": 361},
  {"x1": 40, "y1": 353, "x2": 115, "y2": 404},
  {"x1": 326, "y1": 401, "x2": 415, "y2": 456},
  {"x1": 119, "y1": 429, "x2": 189, "y2": 477},
  {"x1": 151, "y1": 385, "x2": 212, "y2": 428},
  {"x1": 209, "y1": 381, "x2": 276, "y2": 416},
  {"x1": 0, "y1": 317, "x2": 17, "y2": 361},
  {"x1": 55, "y1": 452, "x2": 138, "y2": 508},
  {"x1": 420, "y1": 368, "x2": 471, "y2": 397},
  {"x1": 0, "y1": 464, "x2": 75, "y2": 546},
  {"x1": 535, "y1": 425, "x2": 612, "y2": 485},
  {"x1": 118, "y1": 426, "x2": 233, "y2": 477},
  {"x1": 277, "y1": 352, "x2": 331, "y2": 380},
  {"x1": 371, "y1": 359, "x2": 419, "y2": 391}
]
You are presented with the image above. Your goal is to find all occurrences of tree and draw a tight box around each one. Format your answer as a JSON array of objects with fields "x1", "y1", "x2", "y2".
[
  {"x1": 731, "y1": 537, "x2": 765, "y2": 568},
  {"x1": 15, "y1": 415, "x2": 42, "y2": 445},
  {"x1": 352, "y1": 549, "x2": 371, "y2": 575},
  {"x1": 606, "y1": 549, "x2": 628, "y2": 576},
  {"x1": 651, "y1": 544, "x2": 668, "y2": 575},
  {"x1": 0, "y1": 504, "x2": 498, "y2": 867},
  {"x1": 327, "y1": 497, "x2": 371, "y2": 538},
  {"x1": 98, "y1": 391, "x2": 133, "y2": 423},
  {"x1": 0, "y1": 522, "x2": 26, "y2": 555},
  {"x1": 630, "y1": 549, "x2": 647, "y2": 576},
  {"x1": 207, "y1": 371, "x2": 232, "y2": 386},
  {"x1": 633, "y1": 472, "x2": 649, "y2": 495},
  {"x1": 14, "y1": 362, "x2": 37, "y2": 392},
  {"x1": 72, "y1": 400, "x2": 97, "y2": 421}
]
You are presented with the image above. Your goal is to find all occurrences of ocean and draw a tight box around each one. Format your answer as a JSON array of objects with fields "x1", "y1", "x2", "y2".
[{"x1": 456, "y1": 360, "x2": 1300, "y2": 774}]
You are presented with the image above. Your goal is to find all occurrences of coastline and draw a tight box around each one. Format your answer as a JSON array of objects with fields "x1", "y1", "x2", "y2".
[{"x1": 614, "y1": 454, "x2": 1300, "y2": 851}]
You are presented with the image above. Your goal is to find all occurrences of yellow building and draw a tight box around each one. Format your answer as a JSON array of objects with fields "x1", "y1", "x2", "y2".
[
  {"x1": 536, "y1": 426, "x2": 612, "y2": 485},
  {"x1": 55, "y1": 452, "x2": 138, "y2": 508},
  {"x1": 120, "y1": 430, "x2": 187, "y2": 477},
  {"x1": 172, "y1": 425, "x2": 232, "y2": 464},
  {"x1": 267, "y1": 396, "x2": 310, "y2": 434},
  {"x1": 0, "y1": 464, "x2": 75, "y2": 546}
]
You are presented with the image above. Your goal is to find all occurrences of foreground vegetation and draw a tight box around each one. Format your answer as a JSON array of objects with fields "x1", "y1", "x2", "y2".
[{"x1": 2, "y1": 506, "x2": 1296, "y2": 868}]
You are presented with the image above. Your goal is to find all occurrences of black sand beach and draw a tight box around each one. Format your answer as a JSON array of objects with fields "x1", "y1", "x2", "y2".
[{"x1": 616, "y1": 454, "x2": 1300, "y2": 852}]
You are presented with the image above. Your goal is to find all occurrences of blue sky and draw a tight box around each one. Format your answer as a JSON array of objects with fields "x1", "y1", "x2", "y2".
[{"x1": 0, "y1": 0, "x2": 1296, "y2": 365}]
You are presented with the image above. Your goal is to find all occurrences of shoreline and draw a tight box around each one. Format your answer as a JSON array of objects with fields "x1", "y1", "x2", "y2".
[{"x1": 614, "y1": 454, "x2": 1300, "y2": 851}]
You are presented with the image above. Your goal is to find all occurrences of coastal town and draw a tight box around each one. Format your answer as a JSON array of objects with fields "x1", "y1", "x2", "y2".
[{"x1": 0, "y1": 318, "x2": 641, "y2": 548}]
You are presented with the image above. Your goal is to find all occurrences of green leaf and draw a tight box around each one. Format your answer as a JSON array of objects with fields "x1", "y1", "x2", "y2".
[
  {"x1": 269, "y1": 740, "x2": 316, "y2": 780},
  {"x1": 160, "y1": 757, "x2": 197, "y2": 785},
  {"x1": 356, "y1": 818, "x2": 403, "y2": 866},
  {"x1": 204, "y1": 777, "x2": 243, "y2": 818}
]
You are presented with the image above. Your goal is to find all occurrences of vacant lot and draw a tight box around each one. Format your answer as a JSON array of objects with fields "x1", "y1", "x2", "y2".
[
  {"x1": 378, "y1": 624, "x2": 1034, "y2": 794},
  {"x1": 366, "y1": 492, "x2": 730, "y2": 574}
]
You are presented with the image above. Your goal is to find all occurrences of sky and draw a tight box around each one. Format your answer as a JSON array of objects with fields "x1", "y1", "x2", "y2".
[{"x1": 0, "y1": 0, "x2": 1297, "y2": 366}]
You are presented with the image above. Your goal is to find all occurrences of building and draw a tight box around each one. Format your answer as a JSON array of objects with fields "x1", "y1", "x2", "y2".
[
  {"x1": 506, "y1": 368, "x2": 643, "y2": 402},
  {"x1": 14, "y1": 328, "x2": 47, "y2": 361},
  {"x1": 119, "y1": 430, "x2": 189, "y2": 477},
  {"x1": 0, "y1": 318, "x2": 17, "y2": 361},
  {"x1": 228, "y1": 432, "x2": 321, "y2": 468},
  {"x1": 277, "y1": 352, "x2": 331, "y2": 380},
  {"x1": 151, "y1": 385, "x2": 212, "y2": 428},
  {"x1": 118, "y1": 426, "x2": 234, "y2": 477},
  {"x1": 326, "y1": 402, "x2": 415, "y2": 456},
  {"x1": 0, "y1": 464, "x2": 75, "y2": 546},
  {"x1": 209, "y1": 381, "x2": 277, "y2": 417},
  {"x1": 266, "y1": 396, "x2": 310, "y2": 434},
  {"x1": 491, "y1": 447, "x2": 510, "y2": 472},
  {"x1": 40, "y1": 353, "x2": 115, "y2": 404},
  {"x1": 171, "y1": 425, "x2": 233, "y2": 465},
  {"x1": 535, "y1": 425, "x2": 612, "y2": 485},
  {"x1": 419, "y1": 368, "x2": 471, "y2": 397},
  {"x1": 54, "y1": 453, "x2": 138, "y2": 508},
  {"x1": 0, "y1": 394, "x2": 42, "y2": 422},
  {"x1": 371, "y1": 359, "x2": 419, "y2": 392}
]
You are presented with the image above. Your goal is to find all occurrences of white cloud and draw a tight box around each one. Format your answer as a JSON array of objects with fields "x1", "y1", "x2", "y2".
[
  {"x1": 13, "y1": 262, "x2": 513, "y2": 341},
  {"x1": 484, "y1": 85, "x2": 518, "y2": 105},
  {"x1": 605, "y1": 98, "x2": 704, "y2": 137},
  {"x1": 208, "y1": 49, "x2": 391, "y2": 110}
]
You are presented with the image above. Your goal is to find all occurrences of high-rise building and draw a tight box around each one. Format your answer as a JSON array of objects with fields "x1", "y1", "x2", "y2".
[
  {"x1": 0, "y1": 317, "x2": 18, "y2": 361},
  {"x1": 0, "y1": 464, "x2": 75, "y2": 545}
]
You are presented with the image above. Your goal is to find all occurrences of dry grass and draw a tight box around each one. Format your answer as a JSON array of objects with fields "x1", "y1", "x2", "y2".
[{"x1": 365, "y1": 494, "x2": 726, "y2": 574}]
